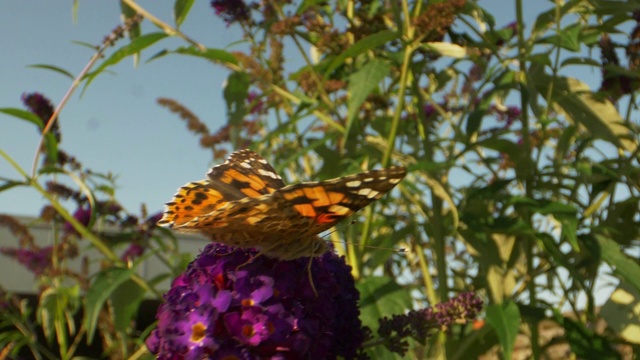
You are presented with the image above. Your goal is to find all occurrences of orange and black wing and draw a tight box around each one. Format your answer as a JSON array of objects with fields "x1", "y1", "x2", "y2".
[
  {"x1": 158, "y1": 149, "x2": 285, "y2": 229},
  {"x1": 274, "y1": 166, "x2": 407, "y2": 235},
  {"x1": 173, "y1": 165, "x2": 407, "y2": 235}
]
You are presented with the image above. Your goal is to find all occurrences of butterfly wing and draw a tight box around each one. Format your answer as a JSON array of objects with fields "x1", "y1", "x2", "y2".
[
  {"x1": 206, "y1": 149, "x2": 285, "y2": 197},
  {"x1": 173, "y1": 165, "x2": 407, "y2": 235},
  {"x1": 158, "y1": 149, "x2": 285, "y2": 228},
  {"x1": 273, "y1": 166, "x2": 407, "y2": 236}
]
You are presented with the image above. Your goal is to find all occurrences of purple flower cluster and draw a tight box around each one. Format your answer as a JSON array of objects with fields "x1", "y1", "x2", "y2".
[
  {"x1": 0, "y1": 246, "x2": 53, "y2": 276},
  {"x1": 377, "y1": 292, "x2": 483, "y2": 356},
  {"x1": 21, "y1": 92, "x2": 60, "y2": 142},
  {"x1": 146, "y1": 243, "x2": 364, "y2": 359},
  {"x1": 62, "y1": 207, "x2": 92, "y2": 237},
  {"x1": 211, "y1": 0, "x2": 250, "y2": 24},
  {"x1": 432, "y1": 292, "x2": 483, "y2": 332}
]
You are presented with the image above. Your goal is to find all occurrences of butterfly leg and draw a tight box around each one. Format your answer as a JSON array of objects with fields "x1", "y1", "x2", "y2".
[
  {"x1": 235, "y1": 251, "x2": 264, "y2": 270},
  {"x1": 307, "y1": 256, "x2": 318, "y2": 297}
]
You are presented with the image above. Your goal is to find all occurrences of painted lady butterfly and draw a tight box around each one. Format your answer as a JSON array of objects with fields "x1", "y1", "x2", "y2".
[{"x1": 158, "y1": 149, "x2": 406, "y2": 260}]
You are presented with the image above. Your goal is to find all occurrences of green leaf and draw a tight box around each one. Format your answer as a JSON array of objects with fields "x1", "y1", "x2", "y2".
[
  {"x1": 37, "y1": 288, "x2": 58, "y2": 343},
  {"x1": 595, "y1": 233, "x2": 640, "y2": 296},
  {"x1": 346, "y1": 59, "x2": 390, "y2": 136},
  {"x1": 600, "y1": 282, "x2": 640, "y2": 345},
  {"x1": 557, "y1": 311, "x2": 620, "y2": 359},
  {"x1": 357, "y1": 276, "x2": 413, "y2": 333},
  {"x1": 422, "y1": 42, "x2": 466, "y2": 58},
  {"x1": 84, "y1": 32, "x2": 169, "y2": 91},
  {"x1": 0, "y1": 108, "x2": 59, "y2": 163},
  {"x1": 120, "y1": 1, "x2": 141, "y2": 41},
  {"x1": 476, "y1": 138, "x2": 520, "y2": 159},
  {"x1": 534, "y1": 202, "x2": 579, "y2": 249},
  {"x1": 324, "y1": 30, "x2": 398, "y2": 76},
  {"x1": 560, "y1": 57, "x2": 601, "y2": 68},
  {"x1": 171, "y1": 46, "x2": 239, "y2": 65},
  {"x1": 174, "y1": 0, "x2": 195, "y2": 27},
  {"x1": 533, "y1": 74, "x2": 636, "y2": 152},
  {"x1": 0, "y1": 108, "x2": 46, "y2": 127},
  {"x1": 224, "y1": 71, "x2": 251, "y2": 148},
  {"x1": 0, "y1": 180, "x2": 26, "y2": 192},
  {"x1": 27, "y1": 64, "x2": 75, "y2": 80},
  {"x1": 357, "y1": 276, "x2": 412, "y2": 359},
  {"x1": 37, "y1": 285, "x2": 80, "y2": 343},
  {"x1": 538, "y1": 23, "x2": 582, "y2": 51},
  {"x1": 84, "y1": 267, "x2": 135, "y2": 342},
  {"x1": 485, "y1": 301, "x2": 520, "y2": 360},
  {"x1": 111, "y1": 279, "x2": 146, "y2": 334},
  {"x1": 296, "y1": 0, "x2": 328, "y2": 14},
  {"x1": 533, "y1": 7, "x2": 556, "y2": 35}
]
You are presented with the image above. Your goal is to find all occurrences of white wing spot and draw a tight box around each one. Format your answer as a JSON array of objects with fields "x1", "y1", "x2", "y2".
[
  {"x1": 240, "y1": 161, "x2": 252, "y2": 169},
  {"x1": 378, "y1": 176, "x2": 387, "y2": 180},
  {"x1": 258, "y1": 169, "x2": 279, "y2": 179},
  {"x1": 358, "y1": 188, "x2": 371, "y2": 196},
  {"x1": 366, "y1": 190, "x2": 380, "y2": 198},
  {"x1": 363, "y1": 177, "x2": 374, "y2": 182},
  {"x1": 258, "y1": 158, "x2": 268, "y2": 164},
  {"x1": 328, "y1": 204, "x2": 350, "y2": 215},
  {"x1": 346, "y1": 180, "x2": 362, "y2": 187},
  {"x1": 389, "y1": 178, "x2": 401, "y2": 184}
]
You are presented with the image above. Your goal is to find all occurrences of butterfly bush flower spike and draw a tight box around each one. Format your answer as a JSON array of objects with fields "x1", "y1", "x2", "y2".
[
  {"x1": 146, "y1": 243, "x2": 364, "y2": 359},
  {"x1": 377, "y1": 292, "x2": 483, "y2": 356}
]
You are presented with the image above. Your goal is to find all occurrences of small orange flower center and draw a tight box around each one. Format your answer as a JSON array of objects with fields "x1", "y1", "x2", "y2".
[
  {"x1": 190, "y1": 322, "x2": 206, "y2": 342},
  {"x1": 241, "y1": 298, "x2": 254, "y2": 306},
  {"x1": 242, "y1": 324, "x2": 254, "y2": 338}
]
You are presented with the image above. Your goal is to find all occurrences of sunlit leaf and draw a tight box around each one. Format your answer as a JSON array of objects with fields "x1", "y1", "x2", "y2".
[
  {"x1": 534, "y1": 74, "x2": 636, "y2": 151},
  {"x1": 600, "y1": 282, "x2": 640, "y2": 345},
  {"x1": 84, "y1": 267, "x2": 135, "y2": 342},
  {"x1": 423, "y1": 42, "x2": 466, "y2": 58},
  {"x1": 486, "y1": 301, "x2": 520, "y2": 360},
  {"x1": 174, "y1": 0, "x2": 195, "y2": 27},
  {"x1": 347, "y1": 59, "x2": 390, "y2": 136},
  {"x1": 595, "y1": 233, "x2": 640, "y2": 295}
]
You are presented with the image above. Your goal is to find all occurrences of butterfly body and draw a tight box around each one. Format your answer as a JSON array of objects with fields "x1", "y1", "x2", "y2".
[{"x1": 159, "y1": 149, "x2": 406, "y2": 260}]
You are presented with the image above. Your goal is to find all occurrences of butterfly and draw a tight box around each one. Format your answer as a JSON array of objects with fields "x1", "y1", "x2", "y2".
[{"x1": 158, "y1": 149, "x2": 406, "y2": 260}]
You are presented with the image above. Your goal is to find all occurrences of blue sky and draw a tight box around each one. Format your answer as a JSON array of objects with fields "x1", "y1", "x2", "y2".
[{"x1": 1, "y1": 1, "x2": 553, "y2": 217}]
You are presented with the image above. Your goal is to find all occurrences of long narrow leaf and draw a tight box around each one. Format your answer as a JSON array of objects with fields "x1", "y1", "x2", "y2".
[
  {"x1": 83, "y1": 32, "x2": 169, "y2": 92},
  {"x1": 27, "y1": 64, "x2": 75, "y2": 80},
  {"x1": 84, "y1": 267, "x2": 135, "y2": 342}
]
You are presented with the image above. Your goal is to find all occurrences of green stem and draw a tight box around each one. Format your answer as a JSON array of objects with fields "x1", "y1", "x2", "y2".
[
  {"x1": 515, "y1": 0, "x2": 539, "y2": 358},
  {"x1": 1, "y1": 148, "x2": 160, "y2": 298}
]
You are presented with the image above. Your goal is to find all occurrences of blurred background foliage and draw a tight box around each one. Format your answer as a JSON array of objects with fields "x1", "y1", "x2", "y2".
[{"x1": 1, "y1": 0, "x2": 640, "y2": 358}]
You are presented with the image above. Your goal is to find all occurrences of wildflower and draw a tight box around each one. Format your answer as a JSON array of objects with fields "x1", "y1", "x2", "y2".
[
  {"x1": 121, "y1": 243, "x2": 145, "y2": 262},
  {"x1": 62, "y1": 207, "x2": 92, "y2": 237},
  {"x1": 0, "y1": 246, "x2": 53, "y2": 276},
  {"x1": 211, "y1": 0, "x2": 250, "y2": 25},
  {"x1": 146, "y1": 243, "x2": 364, "y2": 359},
  {"x1": 377, "y1": 292, "x2": 483, "y2": 356},
  {"x1": 22, "y1": 92, "x2": 60, "y2": 142}
]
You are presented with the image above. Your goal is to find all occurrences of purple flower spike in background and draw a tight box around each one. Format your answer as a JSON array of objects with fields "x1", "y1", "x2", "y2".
[
  {"x1": 146, "y1": 243, "x2": 364, "y2": 359},
  {"x1": 211, "y1": 0, "x2": 250, "y2": 25},
  {"x1": 62, "y1": 207, "x2": 92, "y2": 237},
  {"x1": 0, "y1": 246, "x2": 53, "y2": 276}
]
